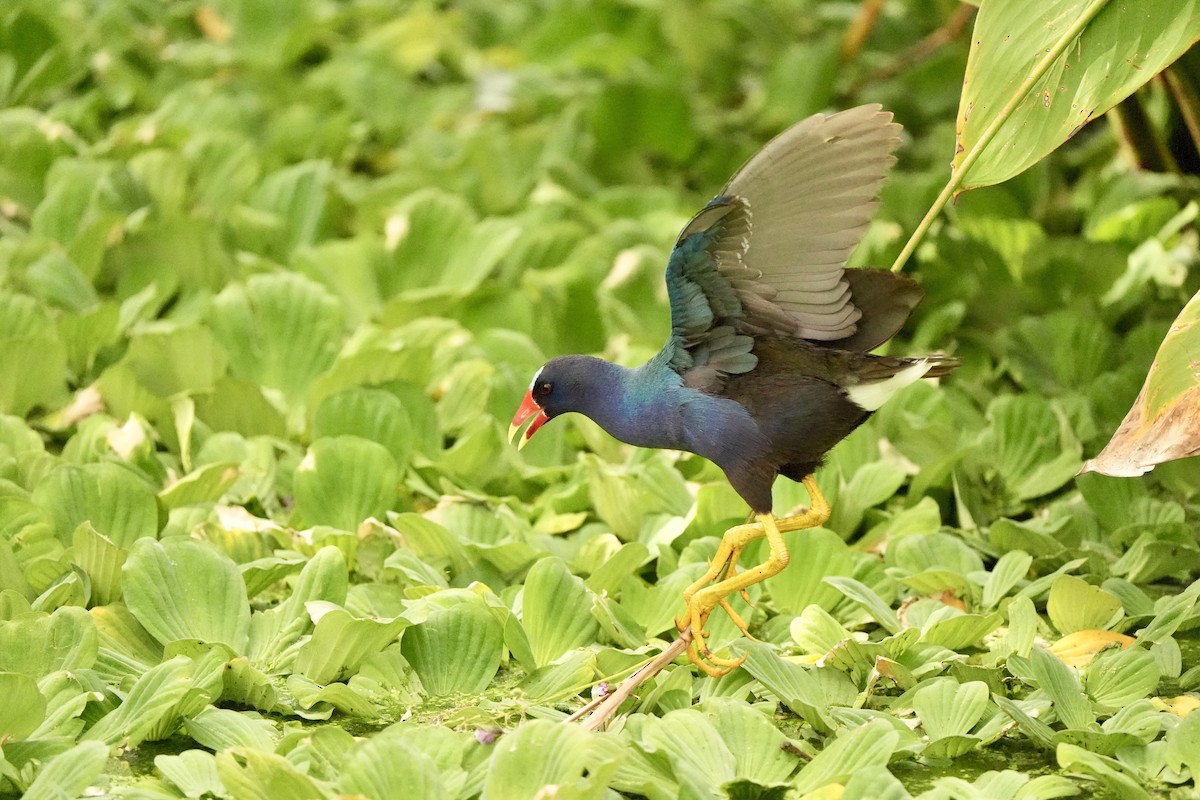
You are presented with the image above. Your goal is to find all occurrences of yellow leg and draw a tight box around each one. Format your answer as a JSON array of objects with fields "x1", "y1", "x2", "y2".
[
  {"x1": 677, "y1": 520, "x2": 765, "y2": 639},
  {"x1": 682, "y1": 475, "x2": 832, "y2": 676}
]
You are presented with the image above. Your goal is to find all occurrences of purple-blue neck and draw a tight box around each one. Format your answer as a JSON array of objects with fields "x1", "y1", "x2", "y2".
[{"x1": 543, "y1": 353, "x2": 763, "y2": 465}]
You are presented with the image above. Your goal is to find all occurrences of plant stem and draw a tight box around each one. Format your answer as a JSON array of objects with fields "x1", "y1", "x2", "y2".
[
  {"x1": 889, "y1": 0, "x2": 1113, "y2": 273},
  {"x1": 571, "y1": 629, "x2": 693, "y2": 731}
]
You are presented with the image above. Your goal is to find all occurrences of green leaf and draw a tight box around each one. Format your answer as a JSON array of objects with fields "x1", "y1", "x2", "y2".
[
  {"x1": 955, "y1": 0, "x2": 1200, "y2": 190},
  {"x1": 705, "y1": 698, "x2": 798, "y2": 786},
  {"x1": 382, "y1": 189, "x2": 475, "y2": 298},
  {"x1": 0, "y1": 671, "x2": 45, "y2": 740},
  {"x1": 974, "y1": 395, "x2": 1081, "y2": 501},
  {"x1": 1164, "y1": 708, "x2": 1200, "y2": 782},
  {"x1": 0, "y1": 606, "x2": 96, "y2": 677},
  {"x1": 792, "y1": 720, "x2": 899, "y2": 795},
  {"x1": 401, "y1": 600, "x2": 503, "y2": 696},
  {"x1": 193, "y1": 377, "x2": 288, "y2": 438},
  {"x1": 312, "y1": 388, "x2": 413, "y2": 473},
  {"x1": 215, "y1": 748, "x2": 328, "y2": 800},
  {"x1": 739, "y1": 643, "x2": 851, "y2": 732},
  {"x1": 642, "y1": 709, "x2": 737, "y2": 793},
  {"x1": 208, "y1": 271, "x2": 344, "y2": 400},
  {"x1": 293, "y1": 436, "x2": 399, "y2": 530},
  {"x1": 790, "y1": 606, "x2": 852, "y2": 659},
  {"x1": 842, "y1": 766, "x2": 913, "y2": 800},
  {"x1": 84, "y1": 654, "x2": 222, "y2": 747},
  {"x1": 518, "y1": 649, "x2": 596, "y2": 702},
  {"x1": 21, "y1": 741, "x2": 108, "y2": 800},
  {"x1": 824, "y1": 577, "x2": 901, "y2": 634},
  {"x1": 486, "y1": 720, "x2": 624, "y2": 800},
  {"x1": 1084, "y1": 646, "x2": 1159, "y2": 710},
  {"x1": 184, "y1": 706, "x2": 278, "y2": 752},
  {"x1": 32, "y1": 462, "x2": 160, "y2": 547},
  {"x1": 521, "y1": 557, "x2": 601, "y2": 667},
  {"x1": 71, "y1": 522, "x2": 127, "y2": 606},
  {"x1": 830, "y1": 460, "x2": 907, "y2": 534},
  {"x1": 293, "y1": 604, "x2": 408, "y2": 685},
  {"x1": 1046, "y1": 575, "x2": 1123, "y2": 635},
  {"x1": 982, "y1": 550, "x2": 1033, "y2": 609},
  {"x1": 154, "y1": 750, "x2": 224, "y2": 800},
  {"x1": 158, "y1": 461, "x2": 240, "y2": 510},
  {"x1": 767, "y1": 528, "x2": 856, "y2": 614},
  {"x1": 123, "y1": 538, "x2": 251, "y2": 652},
  {"x1": 0, "y1": 297, "x2": 67, "y2": 417},
  {"x1": 921, "y1": 611, "x2": 1004, "y2": 650},
  {"x1": 125, "y1": 323, "x2": 228, "y2": 398},
  {"x1": 249, "y1": 160, "x2": 330, "y2": 258},
  {"x1": 913, "y1": 679, "x2": 989, "y2": 740},
  {"x1": 993, "y1": 695, "x2": 1057, "y2": 750},
  {"x1": 341, "y1": 735, "x2": 445, "y2": 800},
  {"x1": 1055, "y1": 743, "x2": 1152, "y2": 800},
  {"x1": 90, "y1": 603, "x2": 163, "y2": 679},
  {"x1": 1014, "y1": 647, "x2": 1095, "y2": 730}
]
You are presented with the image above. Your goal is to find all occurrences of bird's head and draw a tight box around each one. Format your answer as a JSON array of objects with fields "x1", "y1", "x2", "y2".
[{"x1": 508, "y1": 356, "x2": 601, "y2": 449}]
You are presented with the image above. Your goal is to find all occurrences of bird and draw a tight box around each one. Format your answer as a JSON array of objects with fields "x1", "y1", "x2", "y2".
[{"x1": 509, "y1": 105, "x2": 957, "y2": 675}]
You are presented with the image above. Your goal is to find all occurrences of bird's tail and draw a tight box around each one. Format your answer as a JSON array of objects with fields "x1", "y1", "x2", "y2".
[
  {"x1": 920, "y1": 354, "x2": 960, "y2": 378},
  {"x1": 845, "y1": 353, "x2": 958, "y2": 411}
]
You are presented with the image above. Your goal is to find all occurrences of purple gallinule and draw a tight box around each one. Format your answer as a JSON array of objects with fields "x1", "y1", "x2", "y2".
[{"x1": 510, "y1": 105, "x2": 957, "y2": 675}]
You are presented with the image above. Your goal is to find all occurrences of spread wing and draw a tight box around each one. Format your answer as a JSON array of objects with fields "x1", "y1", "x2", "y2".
[{"x1": 663, "y1": 104, "x2": 909, "y2": 389}]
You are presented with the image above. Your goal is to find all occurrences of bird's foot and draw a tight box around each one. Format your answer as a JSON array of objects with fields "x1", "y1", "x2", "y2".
[{"x1": 683, "y1": 587, "x2": 748, "y2": 677}]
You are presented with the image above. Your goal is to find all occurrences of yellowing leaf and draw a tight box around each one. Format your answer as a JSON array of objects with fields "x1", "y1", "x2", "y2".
[
  {"x1": 1083, "y1": 287, "x2": 1200, "y2": 476},
  {"x1": 1049, "y1": 629, "x2": 1135, "y2": 667},
  {"x1": 1154, "y1": 695, "x2": 1200, "y2": 717},
  {"x1": 799, "y1": 785, "x2": 844, "y2": 800}
]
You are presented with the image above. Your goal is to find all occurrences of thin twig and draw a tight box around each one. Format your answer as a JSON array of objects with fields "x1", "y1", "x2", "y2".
[
  {"x1": 1162, "y1": 66, "x2": 1200, "y2": 163},
  {"x1": 574, "y1": 629, "x2": 693, "y2": 731},
  {"x1": 850, "y1": 3, "x2": 975, "y2": 92},
  {"x1": 841, "y1": 0, "x2": 886, "y2": 65}
]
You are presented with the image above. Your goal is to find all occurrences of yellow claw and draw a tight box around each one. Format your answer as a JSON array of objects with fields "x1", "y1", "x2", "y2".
[{"x1": 678, "y1": 475, "x2": 832, "y2": 677}]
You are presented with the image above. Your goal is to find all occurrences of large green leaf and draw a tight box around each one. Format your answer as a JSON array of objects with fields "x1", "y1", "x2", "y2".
[
  {"x1": 0, "y1": 671, "x2": 45, "y2": 740},
  {"x1": 84, "y1": 653, "x2": 223, "y2": 747},
  {"x1": 123, "y1": 538, "x2": 251, "y2": 652},
  {"x1": 208, "y1": 271, "x2": 345, "y2": 400},
  {"x1": 311, "y1": 388, "x2": 413, "y2": 473},
  {"x1": 292, "y1": 604, "x2": 408, "y2": 685},
  {"x1": 340, "y1": 735, "x2": 445, "y2": 800},
  {"x1": 215, "y1": 748, "x2": 329, "y2": 800},
  {"x1": 791, "y1": 720, "x2": 900, "y2": 795},
  {"x1": 154, "y1": 750, "x2": 224, "y2": 800},
  {"x1": 292, "y1": 436, "x2": 399, "y2": 530},
  {"x1": 485, "y1": 720, "x2": 624, "y2": 800},
  {"x1": 521, "y1": 556, "x2": 600, "y2": 667},
  {"x1": 71, "y1": 522, "x2": 126, "y2": 606},
  {"x1": 1046, "y1": 574, "x2": 1124, "y2": 635},
  {"x1": 640, "y1": 710, "x2": 737, "y2": 796},
  {"x1": 705, "y1": 698, "x2": 799, "y2": 787},
  {"x1": 124, "y1": 323, "x2": 228, "y2": 398},
  {"x1": 913, "y1": 679, "x2": 989, "y2": 741},
  {"x1": 955, "y1": 0, "x2": 1200, "y2": 190},
  {"x1": 0, "y1": 606, "x2": 96, "y2": 677},
  {"x1": 21, "y1": 741, "x2": 108, "y2": 800},
  {"x1": 31, "y1": 462, "x2": 160, "y2": 548},
  {"x1": 766, "y1": 528, "x2": 856, "y2": 614},
  {"x1": 400, "y1": 600, "x2": 503, "y2": 696}
]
